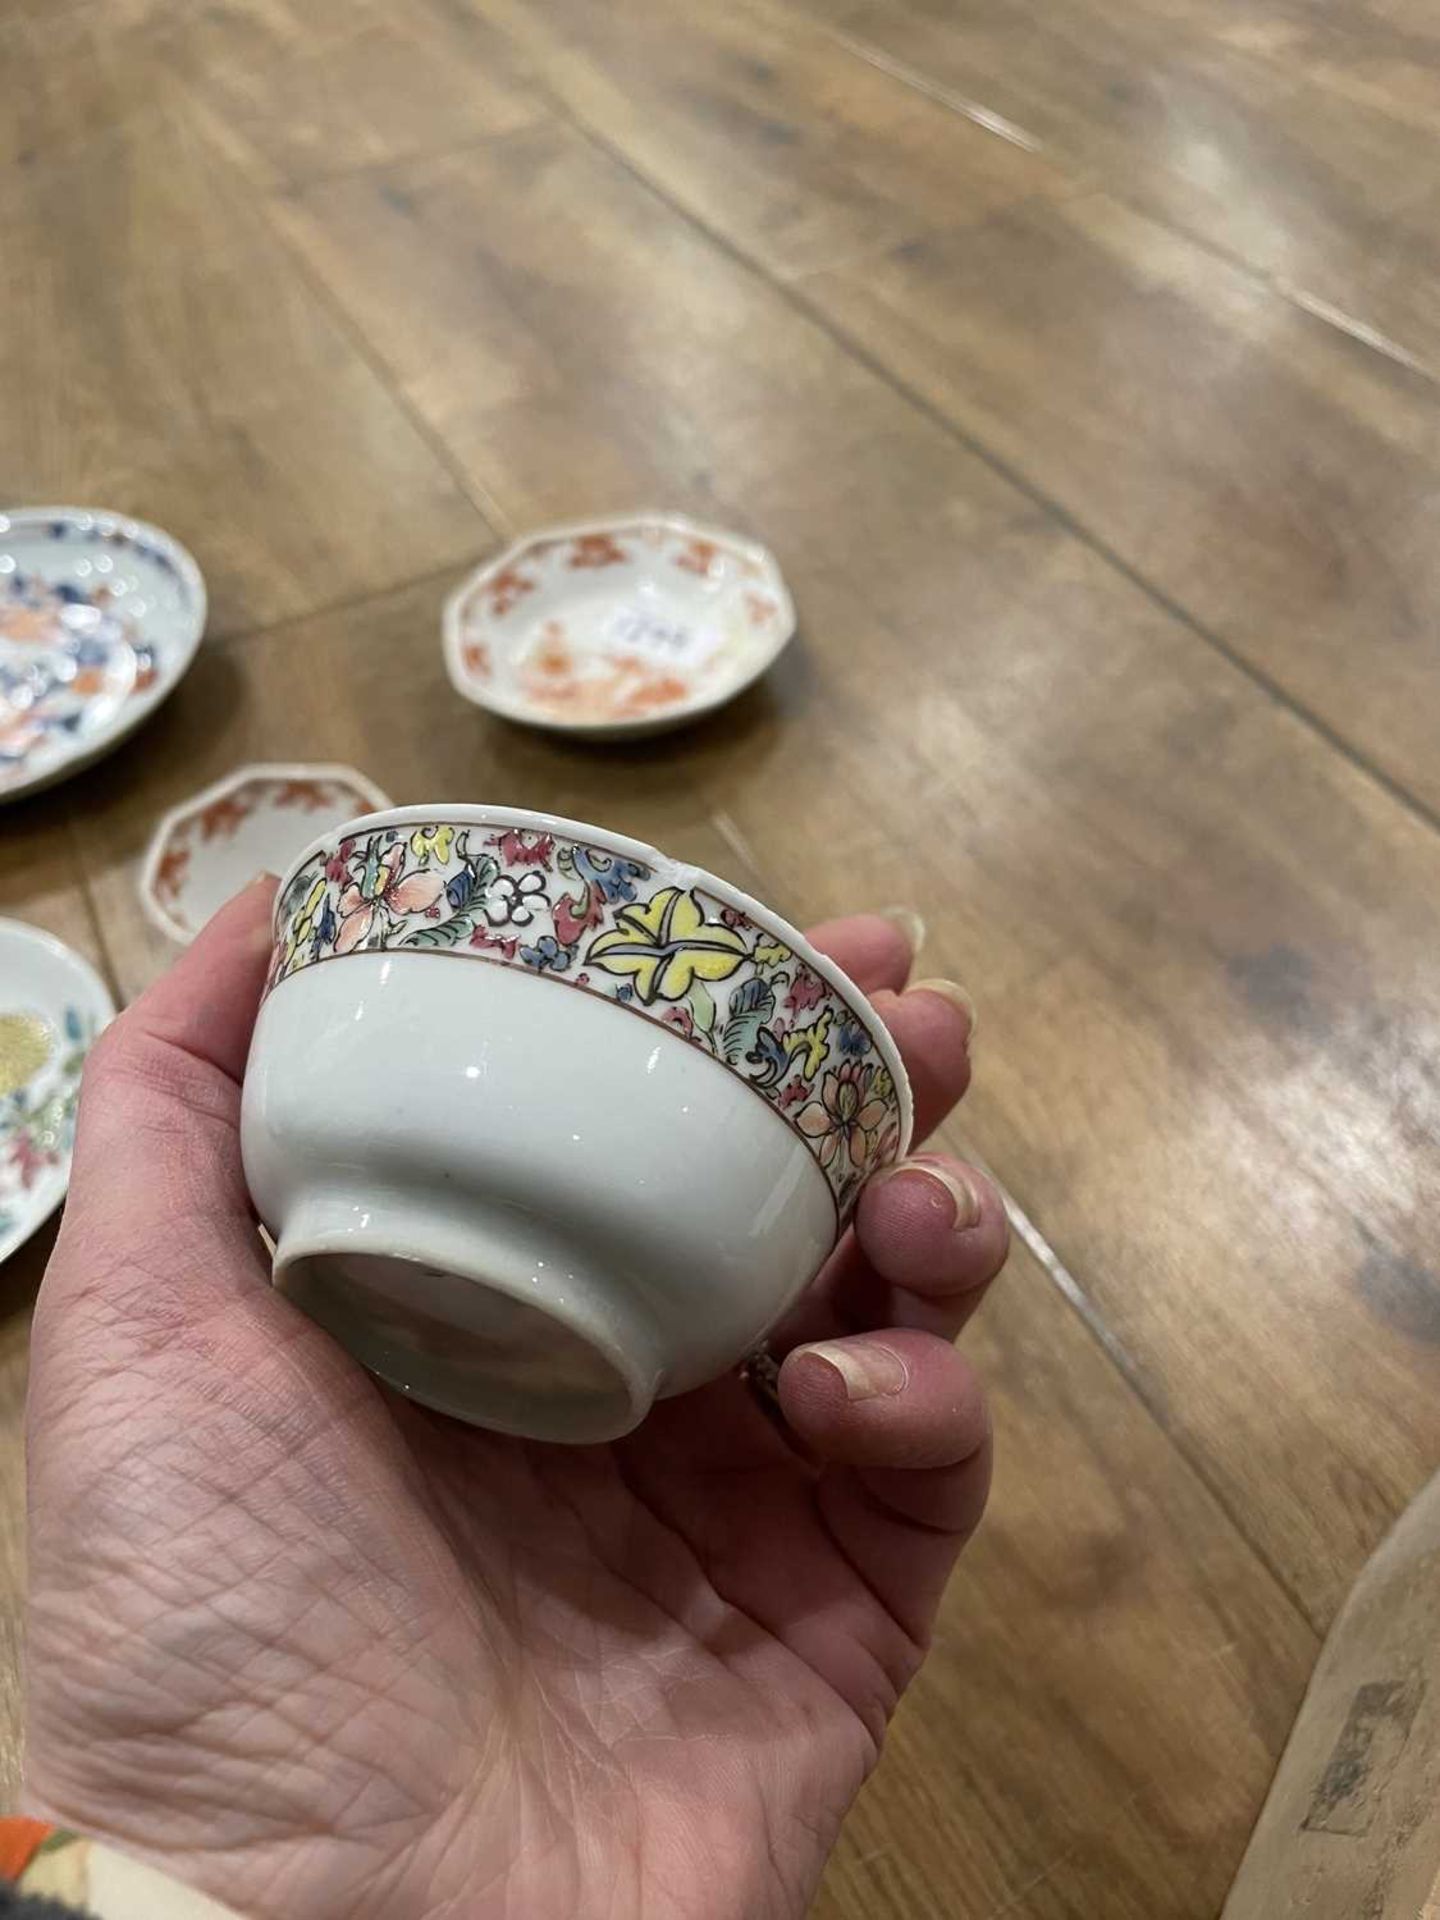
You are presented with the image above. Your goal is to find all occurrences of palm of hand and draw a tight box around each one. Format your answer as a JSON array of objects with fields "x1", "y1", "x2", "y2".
[{"x1": 26, "y1": 885, "x2": 1003, "y2": 1920}]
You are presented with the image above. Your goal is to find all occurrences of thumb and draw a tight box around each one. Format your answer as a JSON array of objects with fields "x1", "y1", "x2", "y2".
[{"x1": 42, "y1": 875, "x2": 278, "y2": 1313}]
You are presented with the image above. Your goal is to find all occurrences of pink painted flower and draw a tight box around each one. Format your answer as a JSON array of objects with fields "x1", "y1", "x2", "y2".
[
  {"x1": 8, "y1": 1128, "x2": 50, "y2": 1190},
  {"x1": 469, "y1": 928, "x2": 519, "y2": 962},
  {"x1": 871, "y1": 1116, "x2": 902, "y2": 1170},
  {"x1": 335, "y1": 844, "x2": 445, "y2": 953},
  {"x1": 786, "y1": 966, "x2": 825, "y2": 1014},
  {"x1": 554, "y1": 881, "x2": 605, "y2": 949},
  {"x1": 490, "y1": 828, "x2": 555, "y2": 868},
  {"x1": 796, "y1": 1063, "x2": 889, "y2": 1174},
  {"x1": 661, "y1": 1004, "x2": 695, "y2": 1039},
  {"x1": 324, "y1": 837, "x2": 356, "y2": 884},
  {"x1": 777, "y1": 1074, "x2": 809, "y2": 1112}
]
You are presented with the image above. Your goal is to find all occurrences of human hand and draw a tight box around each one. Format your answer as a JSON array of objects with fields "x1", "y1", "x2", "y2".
[{"x1": 24, "y1": 878, "x2": 1007, "y2": 1920}]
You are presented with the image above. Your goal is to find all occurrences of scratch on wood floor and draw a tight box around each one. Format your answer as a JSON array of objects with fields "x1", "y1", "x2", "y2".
[
  {"x1": 710, "y1": 807, "x2": 763, "y2": 877},
  {"x1": 835, "y1": 32, "x2": 1044, "y2": 153}
]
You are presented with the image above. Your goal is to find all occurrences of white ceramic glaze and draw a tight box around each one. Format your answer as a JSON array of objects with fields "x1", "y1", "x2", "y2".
[
  {"x1": 443, "y1": 513, "x2": 796, "y2": 738},
  {"x1": 0, "y1": 920, "x2": 114, "y2": 1266},
  {"x1": 140, "y1": 763, "x2": 393, "y2": 945},
  {"x1": 0, "y1": 508, "x2": 206, "y2": 800},
  {"x1": 241, "y1": 804, "x2": 910, "y2": 1442}
]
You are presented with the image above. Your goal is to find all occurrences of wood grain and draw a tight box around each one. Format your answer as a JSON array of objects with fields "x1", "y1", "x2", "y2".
[
  {"x1": 152, "y1": 0, "x2": 546, "y2": 190},
  {"x1": 802, "y1": 187, "x2": 1440, "y2": 818},
  {"x1": 446, "y1": 0, "x2": 1440, "y2": 841},
  {"x1": 794, "y1": 0, "x2": 1440, "y2": 372},
  {"x1": 0, "y1": 95, "x2": 487, "y2": 637},
  {"x1": 816, "y1": 1240, "x2": 1316, "y2": 1920},
  {"x1": 468, "y1": 0, "x2": 1070, "y2": 279},
  {"x1": 2, "y1": 2, "x2": 164, "y2": 176}
]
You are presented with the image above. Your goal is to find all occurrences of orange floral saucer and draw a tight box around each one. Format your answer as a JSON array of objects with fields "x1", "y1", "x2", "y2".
[
  {"x1": 140, "y1": 763, "x2": 392, "y2": 944},
  {"x1": 443, "y1": 512, "x2": 795, "y2": 737}
]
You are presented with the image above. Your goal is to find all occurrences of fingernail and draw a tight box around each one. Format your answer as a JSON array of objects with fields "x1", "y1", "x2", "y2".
[
  {"x1": 247, "y1": 870, "x2": 280, "y2": 889},
  {"x1": 908, "y1": 976, "x2": 977, "y2": 1043},
  {"x1": 875, "y1": 1158, "x2": 981, "y2": 1230},
  {"x1": 796, "y1": 1339, "x2": 908, "y2": 1401},
  {"x1": 879, "y1": 906, "x2": 926, "y2": 956}
]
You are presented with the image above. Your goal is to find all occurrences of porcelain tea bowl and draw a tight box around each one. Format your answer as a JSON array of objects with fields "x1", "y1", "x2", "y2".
[{"x1": 240, "y1": 804, "x2": 912, "y2": 1443}]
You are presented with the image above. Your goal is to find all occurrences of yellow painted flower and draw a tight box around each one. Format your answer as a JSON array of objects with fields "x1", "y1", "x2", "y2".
[
  {"x1": 410, "y1": 824, "x2": 455, "y2": 864},
  {"x1": 784, "y1": 1010, "x2": 833, "y2": 1079},
  {"x1": 278, "y1": 876, "x2": 326, "y2": 976},
  {"x1": 587, "y1": 887, "x2": 748, "y2": 1004}
]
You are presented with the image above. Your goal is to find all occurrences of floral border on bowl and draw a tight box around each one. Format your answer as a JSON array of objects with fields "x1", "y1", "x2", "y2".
[{"x1": 266, "y1": 820, "x2": 902, "y2": 1212}]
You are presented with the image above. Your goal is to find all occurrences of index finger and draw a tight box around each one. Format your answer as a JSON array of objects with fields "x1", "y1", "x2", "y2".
[{"x1": 806, "y1": 911, "x2": 918, "y2": 994}]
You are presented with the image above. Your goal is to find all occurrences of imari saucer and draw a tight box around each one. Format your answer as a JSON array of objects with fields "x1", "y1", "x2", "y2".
[
  {"x1": 443, "y1": 512, "x2": 796, "y2": 737},
  {"x1": 0, "y1": 507, "x2": 206, "y2": 801},
  {"x1": 0, "y1": 919, "x2": 114, "y2": 1267},
  {"x1": 140, "y1": 763, "x2": 394, "y2": 945}
]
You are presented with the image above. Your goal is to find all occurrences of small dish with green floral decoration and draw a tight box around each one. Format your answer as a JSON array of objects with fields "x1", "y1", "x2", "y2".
[{"x1": 0, "y1": 920, "x2": 114, "y2": 1265}]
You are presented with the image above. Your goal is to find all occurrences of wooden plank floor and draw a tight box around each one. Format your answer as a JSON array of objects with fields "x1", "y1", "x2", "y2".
[{"x1": 4, "y1": 0, "x2": 1439, "y2": 1911}]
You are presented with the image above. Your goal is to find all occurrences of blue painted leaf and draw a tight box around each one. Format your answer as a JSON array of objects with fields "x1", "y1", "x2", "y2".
[
  {"x1": 598, "y1": 857, "x2": 649, "y2": 904},
  {"x1": 519, "y1": 935, "x2": 574, "y2": 974},
  {"x1": 745, "y1": 1024, "x2": 787, "y2": 1089},
  {"x1": 721, "y1": 976, "x2": 775, "y2": 1065},
  {"x1": 835, "y1": 1018, "x2": 867, "y2": 1057}
]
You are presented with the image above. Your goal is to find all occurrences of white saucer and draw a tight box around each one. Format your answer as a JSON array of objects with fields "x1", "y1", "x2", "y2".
[
  {"x1": 140, "y1": 763, "x2": 393, "y2": 944},
  {"x1": 0, "y1": 507, "x2": 206, "y2": 801},
  {"x1": 0, "y1": 920, "x2": 114, "y2": 1266},
  {"x1": 443, "y1": 512, "x2": 796, "y2": 737}
]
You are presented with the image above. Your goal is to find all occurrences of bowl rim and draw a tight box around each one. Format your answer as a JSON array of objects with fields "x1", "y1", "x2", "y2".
[
  {"x1": 270, "y1": 799, "x2": 914, "y2": 1149},
  {"x1": 441, "y1": 510, "x2": 797, "y2": 737}
]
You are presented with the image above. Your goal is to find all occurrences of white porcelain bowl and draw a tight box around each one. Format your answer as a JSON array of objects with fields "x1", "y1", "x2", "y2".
[{"x1": 240, "y1": 805, "x2": 911, "y2": 1442}]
